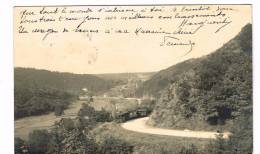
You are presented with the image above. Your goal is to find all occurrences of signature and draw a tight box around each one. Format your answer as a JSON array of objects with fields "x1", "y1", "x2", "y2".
[{"x1": 160, "y1": 36, "x2": 195, "y2": 56}]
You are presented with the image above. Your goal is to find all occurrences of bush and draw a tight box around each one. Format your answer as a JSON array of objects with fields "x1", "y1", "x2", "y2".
[
  {"x1": 95, "y1": 108, "x2": 113, "y2": 122},
  {"x1": 78, "y1": 104, "x2": 113, "y2": 124},
  {"x1": 100, "y1": 137, "x2": 134, "y2": 154},
  {"x1": 59, "y1": 118, "x2": 75, "y2": 131},
  {"x1": 206, "y1": 134, "x2": 230, "y2": 154},
  {"x1": 54, "y1": 102, "x2": 65, "y2": 116},
  {"x1": 15, "y1": 137, "x2": 28, "y2": 154},
  {"x1": 205, "y1": 107, "x2": 253, "y2": 154},
  {"x1": 179, "y1": 144, "x2": 198, "y2": 154}
]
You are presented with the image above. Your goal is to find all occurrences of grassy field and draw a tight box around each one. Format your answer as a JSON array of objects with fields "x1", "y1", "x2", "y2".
[
  {"x1": 91, "y1": 122, "x2": 211, "y2": 154},
  {"x1": 15, "y1": 100, "x2": 85, "y2": 140},
  {"x1": 15, "y1": 97, "x2": 139, "y2": 140},
  {"x1": 90, "y1": 97, "x2": 139, "y2": 112}
]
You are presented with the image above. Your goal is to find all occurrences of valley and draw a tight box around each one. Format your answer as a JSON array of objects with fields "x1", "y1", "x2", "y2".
[{"x1": 14, "y1": 24, "x2": 252, "y2": 154}]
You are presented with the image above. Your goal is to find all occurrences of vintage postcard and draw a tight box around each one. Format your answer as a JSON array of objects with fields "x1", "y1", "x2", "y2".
[{"x1": 14, "y1": 5, "x2": 252, "y2": 154}]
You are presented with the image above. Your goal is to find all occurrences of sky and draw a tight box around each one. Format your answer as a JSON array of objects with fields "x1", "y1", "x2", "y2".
[{"x1": 14, "y1": 5, "x2": 252, "y2": 74}]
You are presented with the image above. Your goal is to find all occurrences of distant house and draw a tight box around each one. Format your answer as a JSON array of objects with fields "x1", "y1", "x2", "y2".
[{"x1": 82, "y1": 88, "x2": 88, "y2": 92}]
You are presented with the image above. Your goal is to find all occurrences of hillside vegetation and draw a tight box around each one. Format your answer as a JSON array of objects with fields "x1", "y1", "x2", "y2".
[
  {"x1": 15, "y1": 68, "x2": 118, "y2": 94},
  {"x1": 147, "y1": 24, "x2": 252, "y2": 131},
  {"x1": 136, "y1": 59, "x2": 198, "y2": 98},
  {"x1": 96, "y1": 72, "x2": 155, "y2": 84},
  {"x1": 14, "y1": 85, "x2": 75, "y2": 119},
  {"x1": 136, "y1": 24, "x2": 252, "y2": 99},
  {"x1": 14, "y1": 68, "x2": 120, "y2": 119}
]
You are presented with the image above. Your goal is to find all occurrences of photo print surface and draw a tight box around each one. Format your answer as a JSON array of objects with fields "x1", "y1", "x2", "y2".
[{"x1": 14, "y1": 5, "x2": 252, "y2": 154}]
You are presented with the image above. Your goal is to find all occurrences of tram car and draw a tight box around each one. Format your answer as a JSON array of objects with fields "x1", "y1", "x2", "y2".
[{"x1": 116, "y1": 107, "x2": 152, "y2": 122}]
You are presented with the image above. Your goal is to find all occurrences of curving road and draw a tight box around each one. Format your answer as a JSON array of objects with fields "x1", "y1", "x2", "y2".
[{"x1": 121, "y1": 117, "x2": 231, "y2": 139}]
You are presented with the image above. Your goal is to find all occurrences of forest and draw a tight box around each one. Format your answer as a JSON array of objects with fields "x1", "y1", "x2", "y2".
[{"x1": 14, "y1": 68, "x2": 121, "y2": 119}]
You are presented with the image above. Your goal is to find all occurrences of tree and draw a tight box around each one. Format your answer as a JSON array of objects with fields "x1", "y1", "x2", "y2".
[
  {"x1": 77, "y1": 104, "x2": 97, "y2": 129},
  {"x1": 28, "y1": 130, "x2": 51, "y2": 154},
  {"x1": 54, "y1": 102, "x2": 65, "y2": 116},
  {"x1": 78, "y1": 103, "x2": 96, "y2": 118},
  {"x1": 95, "y1": 108, "x2": 112, "y2": 122},
  {"x1": 206, "y1": 107, "x2": 253, "y2": 154},
  {"x1": 227, "y1": 107, "x2": 253, "y2": 154},
  {"x1": 48, "y1": 118, "x2": 99, "y2": 154}
]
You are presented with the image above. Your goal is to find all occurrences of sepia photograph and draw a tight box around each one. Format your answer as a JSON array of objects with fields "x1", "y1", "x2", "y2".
[{"x1": 13, "y1": 4, "x2": 252, "y2": 154}]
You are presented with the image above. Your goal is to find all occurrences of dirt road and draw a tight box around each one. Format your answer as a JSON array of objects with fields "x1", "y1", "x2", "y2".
[{"x1": 121, "y1": 117, "x2": 231, "y2": 139}]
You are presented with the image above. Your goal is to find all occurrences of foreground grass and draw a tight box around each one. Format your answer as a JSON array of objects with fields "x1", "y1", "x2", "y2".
[
  {"x1": 15, "y1": 100, "x2": 85, "y2": 140},
  {"x1": 91, "y1": 122, "x2": 211, "y2": 154}
]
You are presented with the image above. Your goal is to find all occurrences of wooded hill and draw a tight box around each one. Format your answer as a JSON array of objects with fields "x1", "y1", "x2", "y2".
[
  {"x1": 145, "y1": 24, "x2": 252, "y2": 130},
  {"x1": 14, "y1": 68, "x2": 120, "y2": 119},
  {"x1": 15, "y1": 68, "x2": 120, "y2": 94}
]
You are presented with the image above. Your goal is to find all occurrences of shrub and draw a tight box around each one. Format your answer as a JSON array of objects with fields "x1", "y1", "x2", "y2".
[
  {"x1": 15, "y1": 137, "x2": 28, "y2": 154},
  {"x1": 95, "y1": 108, "x2": 113, "y2": 122},
  {"x1": 179, "y1": 144, "x2": 198, "y2": 154},
  {"x1": 205, "y1": 107, "x2": 253, "y2": 154},
  {"x1": 100, "y1": 137, "x2": 133, "y2": 154}
]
